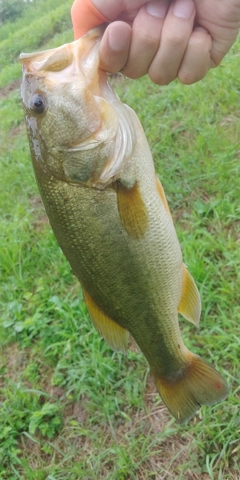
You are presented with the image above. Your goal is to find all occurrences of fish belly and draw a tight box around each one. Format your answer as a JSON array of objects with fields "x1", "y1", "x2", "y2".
[{"x1": 35, "y1": 166, "x2": 184, "y2": 374}]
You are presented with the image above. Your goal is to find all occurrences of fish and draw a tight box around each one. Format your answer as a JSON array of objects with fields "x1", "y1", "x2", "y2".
[{"x1": 20, "y1": 27, "x2": 228, "y2": 423}]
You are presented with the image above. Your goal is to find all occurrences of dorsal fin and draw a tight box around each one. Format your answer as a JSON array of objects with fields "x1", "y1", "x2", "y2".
[
  {"x1": 83, "y1": 289, "x2": 129, "y2": 353},
  {"x1": 155, "y1": 175, "x2": 173, "y2": 221},
  {"x1": 178, "y1": 264, "x2": 201, "y2": 326}
]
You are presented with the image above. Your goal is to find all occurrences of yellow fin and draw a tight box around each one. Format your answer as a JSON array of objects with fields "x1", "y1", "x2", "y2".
[
  {"x1": 178, "y1": 265, "x2": 201, "y2": 326},
  {"x1": 155, "y1": 175, "x2": 172, "y2": 221},
  {"x1": 154, "y1": 352, "x2": 229, "y2": 423},
  {"x1": 83, "y1": 290, "x2": 129, "y2": 353},
  {"x1": 116, "y1": 181, "x2": 148, "y2": 239}
]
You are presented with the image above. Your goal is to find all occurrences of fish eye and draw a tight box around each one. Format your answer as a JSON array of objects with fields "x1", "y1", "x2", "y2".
[{"x1": 30, "y1": 93, "x2": 46, "y2": 114}]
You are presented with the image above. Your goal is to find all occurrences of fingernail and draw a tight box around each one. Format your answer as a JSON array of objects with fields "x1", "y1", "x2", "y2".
[
  {"x1": 108, "y1": 26, "x2": 130, "y2": 51},
  {"x1": 146, "y1": 0, "x2": 168, "y2": 18},
  {"x1": 173, "y1": 0, "x2": 195, "y2": 19}
]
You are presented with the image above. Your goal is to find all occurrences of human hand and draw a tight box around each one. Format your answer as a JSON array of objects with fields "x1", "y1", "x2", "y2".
[{"x1": 71, "y1": 0, "x2": 240, "y2": 85}]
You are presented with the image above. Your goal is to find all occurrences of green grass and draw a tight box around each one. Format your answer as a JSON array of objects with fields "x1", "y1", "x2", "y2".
[
  {"x1": 0, "y1": 0, "x2": 73, "y2": 89},
  {"x1": 0, "y1": 0, "x2": 71, "y2": 43},
  {"x1": 0, "y1": 5, "x2": 240, "y2": 478}
]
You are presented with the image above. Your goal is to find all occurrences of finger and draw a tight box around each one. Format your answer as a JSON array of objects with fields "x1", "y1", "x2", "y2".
[
  {"x1": 122, "y1": 0, "x2": 170, "y2": 79},
  {"x1": 92, "y1": 0, "x2": 148, "y2": 20},
  {"x1": 99, "y1": 21, "x2": 132, "y2": 73},
  {"x1": 148, "y1": 0, "x2": 195, "y2": 85},
  {"x1": 71, "y1": 0, "x2": 109, "y2": 39},
  {"x1": 178, "y1": 27, "x2": 212, "y2": 84},
  {"x1": 193, "y1": 0, "x2": 240, "y2": 67}
]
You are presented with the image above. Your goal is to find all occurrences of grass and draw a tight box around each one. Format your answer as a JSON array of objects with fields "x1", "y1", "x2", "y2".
[
  {"x1": 0, "y1": 3, "x2": 240, "y2": 479},
  {"x1": 0, "y1": 0, "x2": 73, "y2": 89}
]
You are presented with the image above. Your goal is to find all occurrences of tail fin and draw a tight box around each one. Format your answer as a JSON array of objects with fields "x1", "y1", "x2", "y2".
[{"x1": 153, "y1": 353, "x2": 229, "y2": 423}]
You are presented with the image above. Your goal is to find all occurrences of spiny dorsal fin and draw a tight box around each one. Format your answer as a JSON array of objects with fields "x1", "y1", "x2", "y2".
[
  {"x1": 178, "y1": 264, "x2": 201, "y2": 326},
  {"x1": 116, "y1": 181, "x2": 148, "y2": 239},
  {"x1": 155, "y1": 175, "x2": 173, "y2": 221},
  {"x1": 83, "y1": 289, "x2": 129, "y2": 353}
]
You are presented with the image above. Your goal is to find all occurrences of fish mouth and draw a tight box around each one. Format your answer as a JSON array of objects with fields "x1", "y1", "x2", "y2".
[{"x1": 19, "y1": 26, "x2": 106, "y2": 78}]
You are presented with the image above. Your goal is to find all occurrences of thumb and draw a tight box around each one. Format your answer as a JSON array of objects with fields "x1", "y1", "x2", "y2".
[{"x1": 71, "y1": 0, "x2": 109, "y2": 39}]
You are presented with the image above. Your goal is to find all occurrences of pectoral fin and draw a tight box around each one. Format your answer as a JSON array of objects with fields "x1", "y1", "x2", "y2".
[
  {"x1": 178, "y1": 265, "x2": 201, "y2": 326},
  {"x1": 116, "y1": 181, "x2": 148, "y2": 239},
  {"x1": 83, "y1": 289, "x2": 129, "y2": 353},
  {"x1": 155, "y1": 175, "x2": 172, "y2": 221}
]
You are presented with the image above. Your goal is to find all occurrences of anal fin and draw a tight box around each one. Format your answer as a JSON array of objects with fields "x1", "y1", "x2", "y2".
[
  {"x1": 83, "y1": 289, "x2": 129, "y2": 353},
  {"x1": 116, "y1": 181, "x2": 148, "y2": 239},
  {"x1": 178, "y1": 264, "x2": 201, "y2": 326}
]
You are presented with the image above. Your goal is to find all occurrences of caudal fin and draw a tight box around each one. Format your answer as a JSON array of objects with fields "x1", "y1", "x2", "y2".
[{"x1": 153, "y1": 353, "x2": 229, "y2": 423}]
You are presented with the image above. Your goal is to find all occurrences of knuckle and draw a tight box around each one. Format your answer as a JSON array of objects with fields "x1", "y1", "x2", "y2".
[
  {"x1": 178, "y1": 60, "x2": 209, "y2": 84},
  {"x1": 128, "y1": 70, "x2": 143, "y2": 80},
  {"x1": 178, "y1": 70, "x2": 197, "y2": 85},
  {"x1": 192, "y1": 28, "x2": 211, "y2": 45},
  {"x1": 164, "y1": 31, "x2": 186, "y2": 48},
  {"x1": 125, "y1": 59, "x2": 149, "y2": 79},
  {"x1": 100, "y1": 50, "x2": 128, "y2": 74},
  {"x1": 123, "y1": 66, "x2": 140, "y2": 80},
  {"x1": 190, "y1": 34, "x2": 209, "y2": 52},
  {"x1": 138, "y1": 30, "x2": 160, "y2": 48},
  {"x1": 148, "y1": 70, "x2": 171, "y2": 86},
  {"x1": 101, "y1": 59, "x2": 124, "y2": 73}
]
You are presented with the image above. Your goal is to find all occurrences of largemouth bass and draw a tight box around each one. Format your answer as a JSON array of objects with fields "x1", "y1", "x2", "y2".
[{"x1": 20, "y1": 28, "x2": 228, "y2": 423}]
